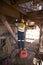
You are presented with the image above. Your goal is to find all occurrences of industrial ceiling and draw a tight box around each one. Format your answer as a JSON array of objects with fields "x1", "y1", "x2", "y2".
[{"x1": 0, "y1": 0, "x2": 43, "y2": 24}]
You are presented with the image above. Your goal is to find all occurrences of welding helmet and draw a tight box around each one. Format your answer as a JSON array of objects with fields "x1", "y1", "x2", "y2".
[{"x1": 29, "y1": 22, "x2": 35, "y2": 26}]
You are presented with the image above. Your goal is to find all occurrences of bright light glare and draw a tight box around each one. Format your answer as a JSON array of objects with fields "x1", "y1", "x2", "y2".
[
  {"x1": 42, "y1": 61, "x2": 43, "y2": 65},
  {"x1": 25, "y1": 25, "x2": 40, "y2": 43}
]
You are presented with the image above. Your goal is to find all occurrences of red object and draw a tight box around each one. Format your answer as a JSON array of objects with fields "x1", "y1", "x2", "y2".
[{"x1": 19, "y1": 50, "x2": 28, "y2": 58}]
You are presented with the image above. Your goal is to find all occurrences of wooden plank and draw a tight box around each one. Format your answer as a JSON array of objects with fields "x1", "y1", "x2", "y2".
[
  {"x1": 0, "y1": 2, "x2": 20, "y2": 18},
  {"x1": 0, "y1": 36, "x2": 6, "y2": 39},
  {"x1": 11, "y1": 0, "x2": 43, "y2": 4}
]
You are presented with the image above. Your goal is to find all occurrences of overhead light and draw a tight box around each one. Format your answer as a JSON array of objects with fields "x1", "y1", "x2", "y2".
[
  {"x1": 33, "y1": 4, "x2": 42, "y2": 11},
  {"x1": 16, "y1": 19, "x2": 18, "y2": 22},
  {"x1": 38, "y1": 5, "x2": 42, "y2": 10}
]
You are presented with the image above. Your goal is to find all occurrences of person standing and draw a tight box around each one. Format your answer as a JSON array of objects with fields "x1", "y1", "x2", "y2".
[{"x1": 18, "y1": 19, "x2": 25, "y2": 50}]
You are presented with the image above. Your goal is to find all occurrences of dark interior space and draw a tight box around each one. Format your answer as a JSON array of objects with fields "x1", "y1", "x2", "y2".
[{"x1": 0, "y1": 0, "x2": 43, "y2": 65}]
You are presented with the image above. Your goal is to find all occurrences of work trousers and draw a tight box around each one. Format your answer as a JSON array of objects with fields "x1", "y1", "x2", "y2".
[{"x1": 18, "y1": 31, "x2": 25, "y2": 49}]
